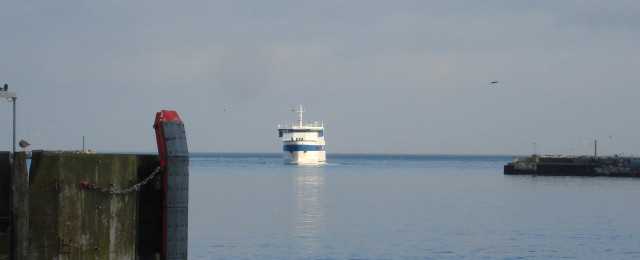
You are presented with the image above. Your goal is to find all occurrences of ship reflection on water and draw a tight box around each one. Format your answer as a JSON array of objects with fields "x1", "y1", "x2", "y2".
[{"x1": 293, "y1": 167, "x2": 325, "y2": 254}]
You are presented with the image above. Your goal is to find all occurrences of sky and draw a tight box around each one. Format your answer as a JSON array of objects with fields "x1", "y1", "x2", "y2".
[{"x1": 1, "y1": 1, "x2": 640, "y2": 156}]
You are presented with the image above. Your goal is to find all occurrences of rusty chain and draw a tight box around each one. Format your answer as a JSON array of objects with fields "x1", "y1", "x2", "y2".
[{"x1": 92, "y1": 166, "x2": 162, "y2": 194}]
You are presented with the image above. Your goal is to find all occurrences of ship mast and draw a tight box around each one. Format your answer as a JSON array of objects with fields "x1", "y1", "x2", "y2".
[{"x1": 297, "y1": 105, "x2": 304, "y2": 127}]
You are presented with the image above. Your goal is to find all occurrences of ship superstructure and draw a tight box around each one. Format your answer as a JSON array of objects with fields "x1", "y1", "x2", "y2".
[{"x1": 277, "y1": 105, "x2": 326, "y2": 164}]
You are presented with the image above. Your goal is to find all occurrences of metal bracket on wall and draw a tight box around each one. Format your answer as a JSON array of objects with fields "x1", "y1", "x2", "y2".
[
  {"x1": 55, "y1": 179, "x2": 63, "y2": 191},
  {"x1": 60, "y1": 237, "x2": 74, "y2": 253},
  {"x1": 79, "y1": 181, "x2": 93, "y2": 189}
]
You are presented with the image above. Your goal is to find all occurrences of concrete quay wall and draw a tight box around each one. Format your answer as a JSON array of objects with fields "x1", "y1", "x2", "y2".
[{"x1": 1, "y1": 151, "x2": 163, "y2": 260}]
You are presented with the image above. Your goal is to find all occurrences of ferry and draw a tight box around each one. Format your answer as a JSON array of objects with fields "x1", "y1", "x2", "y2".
[{"x1": 277, "y1": 105, "x2": 326, "y2": 164}]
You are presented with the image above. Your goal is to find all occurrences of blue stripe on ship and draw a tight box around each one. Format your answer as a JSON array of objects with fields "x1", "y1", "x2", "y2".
[{"x1": 283, "y1": 145, "x2": 325, "y2": 151}]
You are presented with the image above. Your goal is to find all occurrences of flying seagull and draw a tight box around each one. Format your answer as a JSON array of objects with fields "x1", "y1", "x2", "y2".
[
  {"x1": 19, "y1": 139, "x2": 30, "y2": 151},
  {"x1": 490, "y1": 81, "x2": 499, "y2": 84}
]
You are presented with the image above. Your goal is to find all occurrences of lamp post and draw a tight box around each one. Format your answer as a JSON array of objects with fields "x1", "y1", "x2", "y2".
[{"x1": 0, "y1": 84, "x2": 18, "y2": 153}]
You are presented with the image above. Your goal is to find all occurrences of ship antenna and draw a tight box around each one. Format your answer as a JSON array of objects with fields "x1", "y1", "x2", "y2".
[{"x1": 298, "y1": 105, "x2": 304, "y2": 127}]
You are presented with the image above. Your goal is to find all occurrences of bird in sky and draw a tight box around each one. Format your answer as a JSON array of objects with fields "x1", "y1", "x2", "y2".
[{"x1": 490, "y1": 81, "x2": 499, "y2": 84}]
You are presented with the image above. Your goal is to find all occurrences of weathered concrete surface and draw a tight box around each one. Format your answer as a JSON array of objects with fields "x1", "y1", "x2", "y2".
[
  {"x1": 11, "y1": 152, "x2": 28, "y2": 260},
  {"x1": 28, "y1": 152, "x2": 159, "y2": 260},
  {"x1": 0, "y1": 152, "x2": 10, "y2": 260}
]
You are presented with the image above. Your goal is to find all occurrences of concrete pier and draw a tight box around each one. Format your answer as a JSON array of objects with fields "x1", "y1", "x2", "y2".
[
  {"x1": 504, "y1": 154, "x2": 640, "y2": 177},
  {"x1": 0, "y1": 151, "x2": 176, "y2": 259}
]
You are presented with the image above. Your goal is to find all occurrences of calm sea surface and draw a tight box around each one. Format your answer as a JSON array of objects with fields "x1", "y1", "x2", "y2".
[{"x1": 188, "y1": 153, "x2": 640, "y2": 259}]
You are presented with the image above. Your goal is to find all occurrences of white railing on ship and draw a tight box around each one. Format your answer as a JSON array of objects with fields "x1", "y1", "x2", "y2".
[{"x1": 278, "y1": 122, "x2": 324, "y2": 128}]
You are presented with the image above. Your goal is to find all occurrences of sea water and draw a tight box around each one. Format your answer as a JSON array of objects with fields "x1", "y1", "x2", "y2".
[{"x1": 188, "y1": 153, "x2": 640, "y2": 259}]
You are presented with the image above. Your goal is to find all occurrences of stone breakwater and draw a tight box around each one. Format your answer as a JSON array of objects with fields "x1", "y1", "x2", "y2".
[{"x1": 504, "y1": 154, "x2": 640, "y2": 177}]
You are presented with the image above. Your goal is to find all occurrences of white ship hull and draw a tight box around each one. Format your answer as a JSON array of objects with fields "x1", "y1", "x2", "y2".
[{"x1": 283, "y1": 150, "x2": 326, "y2": 165}]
